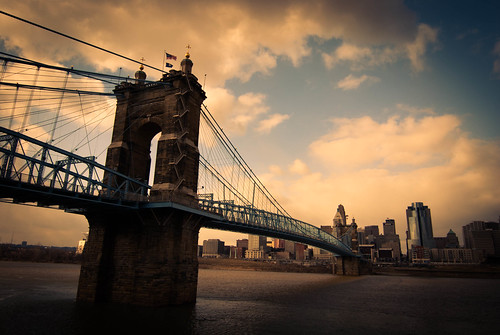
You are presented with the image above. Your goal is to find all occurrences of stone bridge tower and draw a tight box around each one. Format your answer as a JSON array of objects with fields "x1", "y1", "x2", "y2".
[
  {"x1": 77, "y1": 52, "x2": 207, "y2": 306},
  {"x1": 104, "y1": 52, "x2": 205, "y2": 207}
]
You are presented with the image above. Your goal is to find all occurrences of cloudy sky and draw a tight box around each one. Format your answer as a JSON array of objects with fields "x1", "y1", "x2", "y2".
[{"x1": 0, "y1": 0, "x2": 499, "y2": 251}]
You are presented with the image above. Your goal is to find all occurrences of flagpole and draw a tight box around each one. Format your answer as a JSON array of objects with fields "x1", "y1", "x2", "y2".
[{"x1": 162, "y1": 49, "x2": 166, "y2": 72}]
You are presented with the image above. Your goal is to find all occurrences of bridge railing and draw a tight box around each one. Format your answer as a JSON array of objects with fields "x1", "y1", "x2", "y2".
[
  {"x1": 198, "y1": 198, "x2": 353, "y2": 255},
  {"x1": 0, "y1": 126, "x2": 150, "y2": 204}
]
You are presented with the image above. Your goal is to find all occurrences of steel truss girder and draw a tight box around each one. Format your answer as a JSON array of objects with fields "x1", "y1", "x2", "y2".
[
  {"x1": 198, "y1": 199, "x2": 354, "y2": 256},
  {"x1": 0, "y1": 126, "x2": 150, "y2": 207}
]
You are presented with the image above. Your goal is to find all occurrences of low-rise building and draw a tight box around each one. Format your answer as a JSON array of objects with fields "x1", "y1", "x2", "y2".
[
  {"x1": 229, "y1": 246, "x2": 246, "y2": 259},
  {"x1": 245, "y1": 249, "x2": 266, "y2": 259},
  {"x1": 463, "y1": 220, "x2": 500, "y2": 259},
  {"x1": 411, "y1": 245, "x2": 431, "y2": 264},
  {"x1": 430, "y1": 248, "x2": 482, "y2": 264},
  {"x1": 202, "y1": 239, "x2": 225, "y2": 258},
  {"x1": 358, "y1": 219, "x2": 402, "y2": 263}
]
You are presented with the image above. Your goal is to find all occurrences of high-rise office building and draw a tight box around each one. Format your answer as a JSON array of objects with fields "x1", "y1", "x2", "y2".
[
  {"x1": 364, "y1": 225, "x2": 379, "y2": 244},
  {"x1": 248, "y1": 234, "x2": 267, "y2": 251},
  {"x1": 383, "y1": 219, "x2": 396, "y2": 235},
  {"x1": 332, "y1": 204, "x2": 358, "y2": 251},
  {"x1": 333, "y1": 204, "x2": 347, "y2": 226},
  {"x1": 376, "y1": 219, "x2": 402, "y2": 262},
  {"x1": 246, "y1": 234, "x2": 267, "y2": 259},
  {"x1": 406, "y1": 202, "x2": 435, "y2": 250}
]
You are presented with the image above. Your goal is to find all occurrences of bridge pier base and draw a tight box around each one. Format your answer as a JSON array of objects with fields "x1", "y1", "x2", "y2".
[
  {"x1": 77, "y1": 208, "x2": 201, "y2": 306},
  {"x1": 333, "y1": 256, "x2": 372, "y2": 276}
]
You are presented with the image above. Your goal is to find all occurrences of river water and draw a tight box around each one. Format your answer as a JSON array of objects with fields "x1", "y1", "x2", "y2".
[{"x1": 0, "y1": 261, "x2": 499, "y2": 334}]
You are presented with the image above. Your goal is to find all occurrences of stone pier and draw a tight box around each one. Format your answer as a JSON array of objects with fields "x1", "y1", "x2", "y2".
[
  {"x1": 333, "y1": 256, "x2": 372, "y2": 276},
  {"x1": 77, "y1": 208, "x2": 202, "y2": 306}
]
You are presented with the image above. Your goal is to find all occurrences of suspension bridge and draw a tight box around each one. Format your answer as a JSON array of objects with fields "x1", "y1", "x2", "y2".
[
  {"x1": 0, "y1": 52, "x2": 354, "y2": 255},
  {"x1": 0, "y1": 18, "x2": 364, "y2": 304}
]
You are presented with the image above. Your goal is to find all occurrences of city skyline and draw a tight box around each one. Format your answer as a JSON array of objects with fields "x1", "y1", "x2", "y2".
[
  {"x1": 0, "y1": 1, "x2": 499, "y2": 247},
  {"x1": 406, "y1": 202, "x2": 436, "y2": 250}
]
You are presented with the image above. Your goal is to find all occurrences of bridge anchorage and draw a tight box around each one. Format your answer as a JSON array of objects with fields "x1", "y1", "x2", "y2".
[{"x1": 0, "y1": 51, "x2": 367, "y2": 307}]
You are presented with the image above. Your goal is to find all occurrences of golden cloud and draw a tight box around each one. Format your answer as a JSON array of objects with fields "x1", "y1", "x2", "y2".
[
  {"x1": 256, "y1": 113, "x2": 290, "y2": 134},
  {"x1": 261, "y1": 112, "x2": 500, "y2": 246},
  {"x1": 204, "y1": 87, "x2": 270, "y2": 135},
  {"x1": 336, "y1": 74, "x2": 380, "y2": 90},
  {"x1": 1, "y1": 0, "x2": 428, "y2": 85}
]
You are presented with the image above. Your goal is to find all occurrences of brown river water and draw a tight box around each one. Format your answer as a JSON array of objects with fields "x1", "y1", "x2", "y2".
[{"x1": 0, "y1": 261, "x2": 499, "y2": 334}]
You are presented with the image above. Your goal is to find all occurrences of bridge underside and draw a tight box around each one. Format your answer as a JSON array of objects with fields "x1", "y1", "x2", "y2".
[{"x1": 0, "y1": 179, "x2": 144, "y2": 212}]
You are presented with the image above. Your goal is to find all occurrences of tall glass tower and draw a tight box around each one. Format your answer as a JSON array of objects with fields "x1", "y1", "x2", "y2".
[{"x1": 406, "y1": 202, "x2": 435, "y2": 249}]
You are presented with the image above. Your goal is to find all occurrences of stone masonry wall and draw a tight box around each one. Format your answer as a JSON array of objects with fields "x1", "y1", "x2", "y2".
[
  {"x1": 77, "y1": 208, "x2": 202, "y2": 306},
  {"x1": 333, "y1": 256, "x2": 372, "y2": 276}
]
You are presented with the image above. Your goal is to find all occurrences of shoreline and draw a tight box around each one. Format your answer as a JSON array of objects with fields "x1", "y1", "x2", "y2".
[
  {"x1": 199, "y1": 258, "x2": 500, "y2": 278},
  {"x1": 2, "y1": 257, "x2": 499, "y2": 279},
  {"x1": 373, "y1": 264, "x2": 500, "y2": 279},
  {"x1": 198, "y1": 257, "x2": 333, "y2": 273}
]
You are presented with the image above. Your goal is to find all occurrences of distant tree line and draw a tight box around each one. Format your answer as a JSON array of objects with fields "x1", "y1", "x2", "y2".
[{"x1": 0, "y1": 244, "x2": 82, "y2": 263}]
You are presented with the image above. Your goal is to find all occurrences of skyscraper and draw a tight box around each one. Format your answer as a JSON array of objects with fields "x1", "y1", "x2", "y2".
[
  {"x1": 383, "y1": 219, "x2": 396, "y2": 235},
  {"x1": 248, "y1": 234, "x2": 267, "y2": 251},
  {"x1": 332, "y1": 204, "x2": 358, "y2": 252},
  {"x1": 333, "y1": 204, "x2": 347, "y2": 227},
  {"x1": 376, "y1": 219, "x2": 402, "y2": 262},
  {"x1": 406, "y1": 202, "x2": 435, "y2": 251}
]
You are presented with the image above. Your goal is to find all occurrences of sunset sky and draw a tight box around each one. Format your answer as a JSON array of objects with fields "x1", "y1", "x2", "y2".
[{"x1": 0, "y1": 1, "x2": 499, "y2": 251}]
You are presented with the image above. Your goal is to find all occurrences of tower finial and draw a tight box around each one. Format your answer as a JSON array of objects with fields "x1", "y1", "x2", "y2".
[
  {"x1": 181, "y1": 45, "x2": 194, "y2": 74},
  {"x1": 135, "y1": 57, "x2": 147, "y2": 83}
]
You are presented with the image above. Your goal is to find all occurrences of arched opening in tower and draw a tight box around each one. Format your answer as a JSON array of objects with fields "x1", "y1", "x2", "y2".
[
  {"x1": 129, "y1": 122, "x2": 162, "y2": 187},
  {"x1": 148, "y1": 132, "x2": 161, "y2": 186}
]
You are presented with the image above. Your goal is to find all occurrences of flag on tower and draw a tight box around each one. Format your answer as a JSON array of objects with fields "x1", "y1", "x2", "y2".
[
  {"x1": 165, "y1": 62, "x2": 173, "y2": 68},
  {"x1": 166, "y1": 52, "x2": 177, "y2": 60}
]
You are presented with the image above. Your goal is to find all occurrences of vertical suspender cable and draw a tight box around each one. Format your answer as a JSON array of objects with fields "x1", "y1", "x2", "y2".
[
  {"x1": 19, "y1": 67, "x2": 40, "y2": 132},
  {"x1": 77, "y1": 92, "x2": 93, "y2": 155},
  {"x1": 49, "y1": 70, "x2": 69, "y2": 142},
  {"x1": 0, "y1": 59, "x2": 7, "y2": 81},
  {"x1": 8, "y1": 86, "x2": 19, "y2": 129}
]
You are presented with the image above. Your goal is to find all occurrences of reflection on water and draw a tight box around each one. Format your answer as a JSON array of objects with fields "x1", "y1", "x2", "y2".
[{"x1": 0, "y1": 261, "x2": 499, "y2": 334}]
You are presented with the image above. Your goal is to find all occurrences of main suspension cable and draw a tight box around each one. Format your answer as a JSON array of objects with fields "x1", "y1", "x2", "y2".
[{"x1": 0, "y1": 10, "x2": 166, "y2": 74}]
